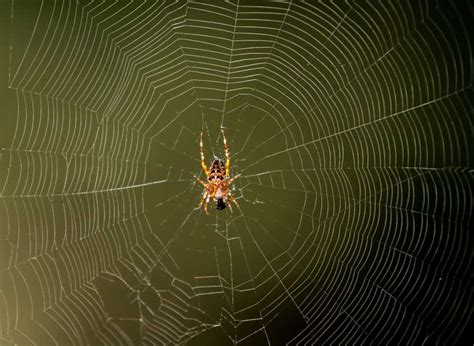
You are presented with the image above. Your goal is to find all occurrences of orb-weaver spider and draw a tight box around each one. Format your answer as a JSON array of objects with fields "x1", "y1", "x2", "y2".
[{"x1": 196, "y1": 129, "x2": 240, "y2": 214}]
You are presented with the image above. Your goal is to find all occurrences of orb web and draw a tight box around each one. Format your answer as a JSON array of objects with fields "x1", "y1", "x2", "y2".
[{"x1": 0, "y1": 0, "x2": 472, "y2": 345}]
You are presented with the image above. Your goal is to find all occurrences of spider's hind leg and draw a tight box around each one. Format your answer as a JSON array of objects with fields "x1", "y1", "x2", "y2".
[
  {"x1": 226, "y1": 193, "x2": 239, "y2": 213},
  {"x1": 198, "y1": 191, "x2": 210, "y2": 215}
]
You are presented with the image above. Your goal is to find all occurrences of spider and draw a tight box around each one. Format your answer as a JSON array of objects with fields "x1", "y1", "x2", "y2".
[{"x1": 196, "y1": 129, "x2": 240, "y2": 214}]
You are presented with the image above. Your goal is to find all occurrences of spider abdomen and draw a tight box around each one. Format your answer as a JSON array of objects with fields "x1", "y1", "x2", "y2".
[
  {"x1": 211, "y1": 160, "x2": 225, "y2": 173},
  {"x1": 208, "y1": 160, "x2": 225, "y2": 181}
]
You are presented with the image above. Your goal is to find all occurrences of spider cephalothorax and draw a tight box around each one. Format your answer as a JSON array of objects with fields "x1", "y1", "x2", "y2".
[{"x1": 196, "y1": 130, "x2": 240, "y2": 214}]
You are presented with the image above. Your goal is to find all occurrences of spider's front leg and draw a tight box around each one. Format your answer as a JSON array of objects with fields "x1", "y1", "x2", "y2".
[
  {"x1": 221, "y1": 129, "x2": 231, "y2": 177},
  {"x1": 200, "y1": 132, "x2": 209, "y2": 176}
]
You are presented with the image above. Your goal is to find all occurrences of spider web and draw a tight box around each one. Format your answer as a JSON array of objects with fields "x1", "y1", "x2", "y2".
[{"x1": 0, "y1": 0, "x2": 472, "y2": 345}]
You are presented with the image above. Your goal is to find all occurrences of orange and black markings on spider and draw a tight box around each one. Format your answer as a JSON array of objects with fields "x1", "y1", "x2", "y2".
[{"x1": 196, "y1": 129, "x2": 240, "y2": 214}]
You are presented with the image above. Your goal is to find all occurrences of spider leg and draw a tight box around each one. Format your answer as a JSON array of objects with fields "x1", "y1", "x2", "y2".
[
  {"x1": 200, "y1": 132, "x2": 209, "y2": 175},
  {"x1": 221, "y1": 129, "x2": 230, "y2": 177},
  {"x1": 198, "y1": 191, "x2": 210, "y2": 215},
  {"x1": 204, "y1": 193, "x2": 211, "y2": 214},
  {"x1": 226, "y1": 193, "x2": 239, "y2": 211},
  {"x1": 195, "y1": 177, "x2": 207, "y2": 187},
  {"x1": 227, "y1": 174, "x2": 241, "y2": 185},
  {"x1": 198, "y1": 191, "x2": 207, "y2": 208}
]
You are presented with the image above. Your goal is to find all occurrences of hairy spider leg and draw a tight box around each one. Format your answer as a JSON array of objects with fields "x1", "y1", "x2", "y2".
[
  {"x1": 198, "y1": 191, "x2": 210, "y2": 215},
  {"x1": 221, "y1": 129, "x2": 230, "y2": 177},
  {"x1": 226, "y1": 193, "x2": 239, "y2": 212},
  {"x1": 198, "y1": 191, "x2": 206, "y2": 208},
  {"x1": 226, "y1": 199, "x2": 233, "y2": 213},
  {"x1": 196, "y1": 177, "x2": 207, "y2": 187},
  {"x1": 204, "y1": 193, "x2": 211, "y2": 214},
  {"x1": 200, "y1": 132, "x2": 209, "y2": 175},
  {"x1": 227, "y1": 174, "x2": 241, "y2": 185}
]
